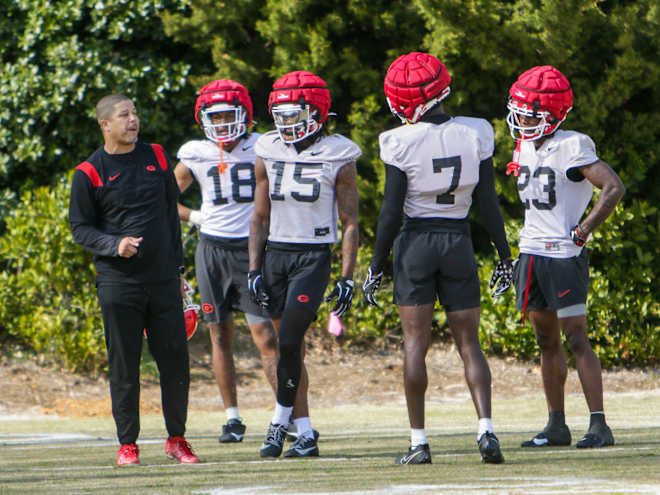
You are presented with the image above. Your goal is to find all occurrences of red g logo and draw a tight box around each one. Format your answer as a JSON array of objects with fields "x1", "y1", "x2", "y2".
[
  {"x1": 146, "y1": 165, "x2": 156, "y2": 171},
  {"x1": 202, "y1": 303, "x2": 214, "y2": 314},
  {"x1": 297, "y1": 294, "x2": 310, "y2": 303}
]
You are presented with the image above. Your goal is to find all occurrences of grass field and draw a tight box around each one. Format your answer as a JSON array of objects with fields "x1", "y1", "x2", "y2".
[{"x1": 1, "y1": 391, "x2": 659, "y2": 495}]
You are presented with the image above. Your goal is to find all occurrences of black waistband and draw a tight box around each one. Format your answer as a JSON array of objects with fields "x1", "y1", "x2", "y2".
[
  {"x1": 266, "y1": 241, "x2": 331, "y2": 252},
  {"x1": 402, "y1": 216, "x2": 470, "y2": 234},
  {"x1": 200, "y1": 233, "x2": 248, "y2": 250}
]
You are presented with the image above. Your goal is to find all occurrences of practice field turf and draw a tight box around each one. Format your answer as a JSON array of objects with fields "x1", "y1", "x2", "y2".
[{"x1": 1, "y1": 392, "x2": 659, "y2": 495}]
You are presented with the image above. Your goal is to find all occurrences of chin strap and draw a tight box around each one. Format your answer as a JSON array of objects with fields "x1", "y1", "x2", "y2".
[{"x1": 506, "y1": 139, "x2": 522, "y2": 177}]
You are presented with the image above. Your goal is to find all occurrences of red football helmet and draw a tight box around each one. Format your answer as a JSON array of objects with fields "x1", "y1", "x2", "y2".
[
  {"x1": 181, "y1": 278, "x2": 200, "y2": 340},
  {"x1": 506, "y1": 66, "x2": 573, "y2": 141},
  {"x1": 195, "y1": 79, "x2": 253, "y2": 143},
  {"x1": 384, "y1": 52, "x2": 452, "y2": 124},
  {"x1": 268, "y1": 71, "x2": 330, "y2": 143}
]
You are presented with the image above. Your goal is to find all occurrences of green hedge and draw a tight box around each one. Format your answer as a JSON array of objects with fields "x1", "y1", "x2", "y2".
[
  {"x1": 0, "y1": 174, "x2": 105, "y2": 372},
  {"x1": 1, "y1": 177, "x2": 657, "y2": 372}
]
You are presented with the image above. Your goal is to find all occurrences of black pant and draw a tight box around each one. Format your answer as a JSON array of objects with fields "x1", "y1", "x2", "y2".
[{"x1": 97, "y1": 280, "x2": 190, "y2": 444}]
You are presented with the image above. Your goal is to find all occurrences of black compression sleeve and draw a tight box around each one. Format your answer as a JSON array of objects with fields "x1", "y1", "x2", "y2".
[
  {"x1": 370, "y1": 164, "x2": 407, "y2": 273},
  {"x1": 473, "y1": 157, "x2": 511, "y2": 260}
]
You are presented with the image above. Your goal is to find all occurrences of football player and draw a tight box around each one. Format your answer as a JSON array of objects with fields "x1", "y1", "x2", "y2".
[
  {"x1": 363, "y1": 52, "x2": 512, "y2": 464},
  {"x1": 505, "y1": 66, "x2": 624, "y2": 448},
  {"x1": 249, "y1": 70, "x2": 361, "y2": 458},
  {"x1": 174, "y1": 79, "x2": 280, "y2": 444}
]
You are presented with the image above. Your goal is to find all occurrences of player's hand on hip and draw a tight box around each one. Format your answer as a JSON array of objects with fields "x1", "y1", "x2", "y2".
[
  {"x1": 118, "y1": 236, "x2": 143, "y2": 258},
  {"x1": 325, "y1": 278, "x2": 355, "y2": 318},
  {"x1": 247, "y1": 270, "x2": 270, "y2": 309},
  {"x1": 362, "y1": 267, "x2": 383, "y2": 307},
  {"x1": 570, "y1": 225, "x2": 589, "y2": 246},
  {"x1": 489, "y1": 258, "x2": 513, "y2": 298}
]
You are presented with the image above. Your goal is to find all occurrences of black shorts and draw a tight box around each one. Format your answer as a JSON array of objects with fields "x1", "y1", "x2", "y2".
[
  {"x1": 195, "y1": 235, "x2": 269, "y2": 322},
  {"x1": 263, "y1": 242, "x2": 332, "y2": 319},
  {"x1": 393, "y1": 227, "x2": 480, "y2": 311},
  {"x1": 513, "y1": 250, "x2": 589, "y2": 313}
]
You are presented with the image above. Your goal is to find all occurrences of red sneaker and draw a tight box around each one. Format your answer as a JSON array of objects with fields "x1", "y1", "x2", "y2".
[
  {"x1": 165, "y1": 436, "x2": 200, "y2": 464},
  {"x1": 117, "y1": 443, "x2": 140, "y2": 466}
]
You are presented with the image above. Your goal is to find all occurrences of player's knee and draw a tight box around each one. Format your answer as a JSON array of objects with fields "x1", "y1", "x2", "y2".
[
  {"x1": 279, "y1": 341, "x2": 301, "y2": 364},
  {"x1": 251, "y1": 324, "x2": 277, "y2": 354},
  {"x1": 565, "y1": 329, "x2": 590, "y2": 356},
  {"x1": 209, "y1": 331, "x2": 231, "y2": 351},
  {"x1": 535, "y1": 332, "x2": 560, "y2": 352}
]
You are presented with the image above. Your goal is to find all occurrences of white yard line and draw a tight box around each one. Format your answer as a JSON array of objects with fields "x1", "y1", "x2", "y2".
[{"x1": 194, "y1": 479, "x2": 660, "y2": 495}]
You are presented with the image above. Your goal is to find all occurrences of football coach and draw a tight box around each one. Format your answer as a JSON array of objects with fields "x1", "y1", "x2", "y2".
[{"x1": 69, "y1": 94, "x2": 199, "y2": 466}]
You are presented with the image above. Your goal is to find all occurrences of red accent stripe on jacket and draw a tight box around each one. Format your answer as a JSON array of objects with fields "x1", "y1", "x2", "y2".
[
  {"x1": 75, "y1": 161, "x2": 103, "y2": 187},
  {"x1": 150, "y1": 143, "x2": 168, "y2": 170}
]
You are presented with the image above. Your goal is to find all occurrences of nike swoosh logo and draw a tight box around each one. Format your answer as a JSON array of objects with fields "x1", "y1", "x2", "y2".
[
  {"x1": 401, "y1": 450, "x2": 425, "y2": 463},
  {"x1": 557, "y1": 289, "x2": 571, "y2": 298},
  {"x1": 310, "y1": 150, "x2": 322, "y2": 156},
  {"x1": 532, "y1": 437, "x2": 549, "y2": 446},
  {"x1": 109, "y1": 174, "x2": 120, "y2": 181},
  {"x1": 242, "y1": 145, "x2": 253, "y2": 151},
  {"x1": 230, "y1": 433, "x2": 243, "y2": 441}
]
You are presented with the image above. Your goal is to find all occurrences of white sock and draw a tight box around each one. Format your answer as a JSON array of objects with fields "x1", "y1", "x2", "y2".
[
  {"x1": 410, "y1": 428, "x2": 427, "y2": 448},
  {"x1": 225, "y1": 407, "x2": 240, "y2": 422},
  {"x1": 271, "y1": 402, "x2": 293, "y2": 426},
  {"x1": 293, "y1": 417, "x2": 313, "y2": 438},
  {"x1": 478, "y1": 418, "x2": 494, "y2": 440}
]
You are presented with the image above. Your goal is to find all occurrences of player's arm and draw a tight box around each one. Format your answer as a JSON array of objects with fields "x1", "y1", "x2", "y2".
[
  {"x1": 573, "y1": 160, "x2": 625, "y2": 238},
  {"x1": 473, "y1": 157, "x2": 512, "y2": 261},
  {"x1": 370, "y1": 164, "x2": 406, "y2": 273},
  {"x1": 335, "y1": 161, "x2": 359, "y2": 280},
  {"x1": 174, "y1": 161, "x2": 202, "y2": 225},
  {"x1": 324, "y1": 161, "x2": 359, "y2": 318},
  {"x1": 362, "y1": 164, "x2": 406, "y2": 306},
  {"x1": 248, "y1": 157, "x2": 271, "y2": 272},
  {"x1": 473, "y1": 157, "x2": 514, "y2": 297}
]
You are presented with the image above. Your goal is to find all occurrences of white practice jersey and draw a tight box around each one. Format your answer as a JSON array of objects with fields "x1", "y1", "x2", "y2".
[
  {"x1": 379, "y1": 116, "x2": 494, "y2": 219},
  {"x1": 516, "y1": 129, "x2": 597, "y2": 258},
  {"x1": 177, "y1": 133, "x2": 260, "y2": 238},
  {"x1": 255, "y1": 131, "x2": 362, "y2": 244}
]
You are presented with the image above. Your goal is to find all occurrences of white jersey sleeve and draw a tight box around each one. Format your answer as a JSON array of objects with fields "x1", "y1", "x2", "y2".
[
  {"x1": 516, "y1": 130, "x2": 596, "y2": 258},
  {"x1": 378, "y1": 116, "x2": 494, "y2": 219},
  {"x1": 177, "y1": 133, "x2": 260, "y2": 238},
  {"x1": 255, "y1": 131, "x2": 361, "y2": 244}
]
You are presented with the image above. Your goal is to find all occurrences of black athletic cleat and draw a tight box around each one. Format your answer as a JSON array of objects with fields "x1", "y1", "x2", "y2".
[
  {"x1": 478, "y1": 432, "x2": 504, "y2": 464},
  {"x1": 219, "y1": 418, "x2": 246, "y2": 443},
  {"x1": 576, "y1": 424, "x2": 614, "y2": 448},
  {"x1": 283, "y1": 433, "x2": 319, "y2": 457},
  {"x1": 285, "y1": 422, "x2": 320, "y2": 442},
  {"x1": 521, "y1": 424, "x2": 571, "y2": 447},
  {"x1": 397, "y1": 444, "x2": 432, "y2": 464},
  {"x1": 260, "y1": 423, "x2": 287, "y2": 458}
]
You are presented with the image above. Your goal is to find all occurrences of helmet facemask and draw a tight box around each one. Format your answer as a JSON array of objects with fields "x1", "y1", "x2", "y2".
[
  {"x1": 506, "y1": 99, "x2": 565, "y2": 141},
  {"x1": 272, "y1": 103, "x2": 321, "y2": 143},
  {"x1": 200, "y1": 103, "x2": 248, "y2": 143}
]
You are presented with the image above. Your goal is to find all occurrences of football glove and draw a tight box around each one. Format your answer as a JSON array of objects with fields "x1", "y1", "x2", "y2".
[
  {"x1": 324, "y1": 277, "x2": 355, "y2": 318},
  {"x1": 489, "y1": 258, "x2": 513, "y2": 298},
  {"x1": 362, "y1": 267, "x2": 383, "y2": 307},
  {"x1": 570, "y1": 225, "x2": 589, "y2": 247},
  {"x1": 247, "y1": 270, "x2": 270, "y2": 309}
]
